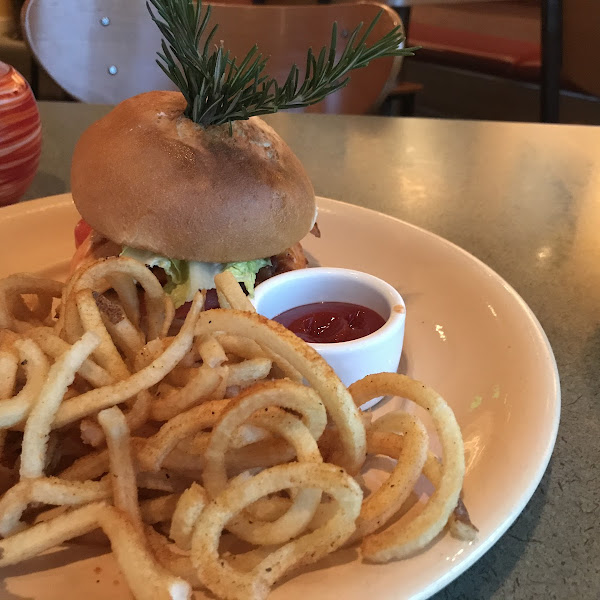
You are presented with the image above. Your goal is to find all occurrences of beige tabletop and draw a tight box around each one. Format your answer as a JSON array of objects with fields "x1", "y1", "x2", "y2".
[{"x1": 22, "y1": 102, "x2": 598, "y2": 600}]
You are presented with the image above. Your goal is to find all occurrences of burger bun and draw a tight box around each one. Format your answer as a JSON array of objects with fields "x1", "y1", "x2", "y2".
[{"x1": 71, "y1": 91, "x2": 316, "y2": 263}]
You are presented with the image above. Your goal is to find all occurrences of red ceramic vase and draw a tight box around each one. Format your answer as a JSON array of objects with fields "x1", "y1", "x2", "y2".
[{"x1": 0, "y1": 61, "x2": 42, "y2": 206}]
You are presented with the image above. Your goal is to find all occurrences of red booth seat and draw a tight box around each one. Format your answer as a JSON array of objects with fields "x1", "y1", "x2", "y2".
[{"x1": 408, "y1": 17, "x2": 541, "y2": 81}]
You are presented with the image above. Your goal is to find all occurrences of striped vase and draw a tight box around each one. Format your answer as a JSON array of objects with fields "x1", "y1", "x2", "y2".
[{"x1": 0, "y1": 61, "x2": 42, "y2": 206}]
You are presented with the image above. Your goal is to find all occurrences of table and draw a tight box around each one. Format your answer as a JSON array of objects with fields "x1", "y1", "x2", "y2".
[{"x1": 22, "y1": 102, "x2": 599, "y2": 599}]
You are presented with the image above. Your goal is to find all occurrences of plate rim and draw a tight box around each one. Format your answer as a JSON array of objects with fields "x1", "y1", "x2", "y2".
[{"x1": 316, "y1": 195, "x2": 561, "y2": 599}]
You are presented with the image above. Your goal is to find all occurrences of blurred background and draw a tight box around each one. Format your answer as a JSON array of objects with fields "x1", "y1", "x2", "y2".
[{"x1": 1, "y1": 0, "x2": 598, "y2": 125}]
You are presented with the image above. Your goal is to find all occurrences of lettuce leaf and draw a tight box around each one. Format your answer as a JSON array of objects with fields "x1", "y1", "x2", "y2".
[
  {"x1": 119, "y1": 247, "x2": 187, "y2": 286},
  {"x1": 120, "y1": 247, "x2": 270, "y2": 308},
  {"x1": 223, "y1": 259, "x2": 271, "y2": 295}
]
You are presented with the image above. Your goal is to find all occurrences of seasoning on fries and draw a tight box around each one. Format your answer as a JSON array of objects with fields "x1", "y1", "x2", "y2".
[{"x1": 0, "y1": 256, "x2": 475, "y2": 600}]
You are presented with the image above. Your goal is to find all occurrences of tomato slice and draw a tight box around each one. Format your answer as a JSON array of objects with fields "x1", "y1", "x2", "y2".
[{"x1": 74, "y1": 219, "x2": 93, "y2": 248}]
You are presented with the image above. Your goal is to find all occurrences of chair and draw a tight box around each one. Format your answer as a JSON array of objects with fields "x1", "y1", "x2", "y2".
[
  {"x1": 541, "y1": 0, "x2": 600, "y2": 123},
  {"x1": 22, "y1": 0, "x2": 404, "y2": 114},
  {"x1": 562, "y1": 0, "x2": 600, "y2": 98}
]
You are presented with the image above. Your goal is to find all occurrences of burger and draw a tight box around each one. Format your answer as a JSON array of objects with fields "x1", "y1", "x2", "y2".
[
  {"x1": 68, "y1": 0, "x2": 413, "y2": 311},
  {"x1": 70, "y1": 91, "x2": 319, "y2": 309}
]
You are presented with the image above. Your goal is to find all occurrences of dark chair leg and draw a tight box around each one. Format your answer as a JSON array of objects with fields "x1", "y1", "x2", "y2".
[
  {"x1": 395, "y1": 7, "x2": 411, "y2": 37},
  {"x1": 383, "y1": 92, "x2": 416, "y2": 117},
  {"x1": 400, "y1": 92, "x2": 415, "y2": 117},
  {"x1": 393, "y1": 6, "x2": 416, "y2": 117},
  {"x1": 541, "y1": 0, "x2": 562, "y2": 123}
]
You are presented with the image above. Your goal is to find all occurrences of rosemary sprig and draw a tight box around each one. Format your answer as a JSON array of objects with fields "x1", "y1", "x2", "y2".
[{"x1": 147, "y1": 0, "x2": 418, "y2": 127}]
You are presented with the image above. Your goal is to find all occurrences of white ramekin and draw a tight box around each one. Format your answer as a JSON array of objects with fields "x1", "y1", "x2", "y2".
[{"x1": 252, "y1": 267, "x2": 406, "y2": 409}]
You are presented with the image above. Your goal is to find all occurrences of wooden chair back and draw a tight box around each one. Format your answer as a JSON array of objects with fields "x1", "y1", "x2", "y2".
[
  {"x1": 22, "y1": 0, "x2": 403, "y2": 113},
  {"x1": 562, "y1": 0, "x2": 600, "y2": 98}
]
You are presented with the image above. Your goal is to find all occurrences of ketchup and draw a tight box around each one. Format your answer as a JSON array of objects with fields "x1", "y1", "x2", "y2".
[{"x1": 273, "y1": 302, "x2": 386, "y2": 343}]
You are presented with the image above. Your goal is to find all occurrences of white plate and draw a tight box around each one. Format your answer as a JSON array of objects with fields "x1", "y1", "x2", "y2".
[{"x1": 0, "y1": 194, "x2": 560, "y2": 600}]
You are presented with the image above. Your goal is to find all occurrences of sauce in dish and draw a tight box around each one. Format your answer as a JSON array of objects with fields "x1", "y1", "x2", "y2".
[{"x1": 273, "y1": 301, "x2": 386, "y2": 343}]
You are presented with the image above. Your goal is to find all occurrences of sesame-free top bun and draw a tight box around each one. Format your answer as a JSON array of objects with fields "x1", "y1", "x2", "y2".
[{"x1": 71, "y1": 91, "x2": 316, "y2": 263}]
